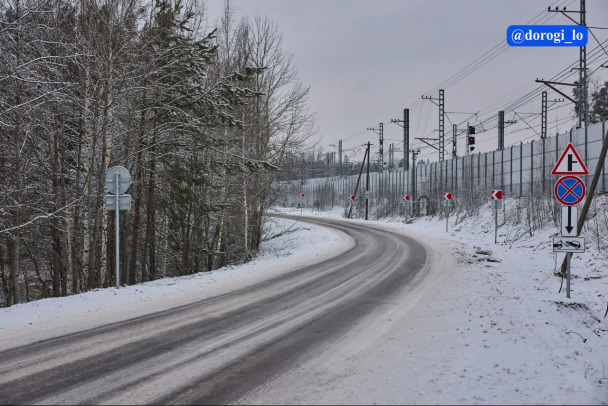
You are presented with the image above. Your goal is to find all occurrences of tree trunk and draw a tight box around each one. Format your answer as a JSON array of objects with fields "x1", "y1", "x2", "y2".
[
  {"x1": 129, "y1": 81, "x2": 147, "y2": 285},
  {"x1": 51, "y1": 121, "x2": 67, "y2": 296},
  {"x1": 211, "y1": 135, "x2": 228, "y2": 271},
  {"x1": 88, "y1": 196, "x2": 102, "y2": 289},
  {"x1": 22, "y1": 240, "x2": 49, "y2": 299},
  {"x1": 7, "y1": 0, "x2": 23, "y2": 307},
  {"x1": 143, "y1": 130, "x2": 157, "y2": 281},
  {"x1": 100, "y1": 45, "x2": 114, "y2": 286},
  {"x1": 159, "y1": 213, "x2": 168, "y2": 278},
  {"x1": 242, "y1": 128, "x2": 249, "y2": 260},
  {"x1": 0, "y1": 241, "x2": 8, "y2": 305},
  {"x1": 55, "y1": 115, "x2": 74, "y2": 296},
  {"x1": 50, "y1": 216, "x2": 62, "y2": 298},
  {"x1": 81, "y1": 60, "x2": 93, "y2": 292}
]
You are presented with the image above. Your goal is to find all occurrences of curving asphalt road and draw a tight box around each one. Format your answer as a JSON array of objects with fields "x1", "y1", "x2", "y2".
[{"x1": 0, "y1": 215, "x2": 430, "y2": 405}]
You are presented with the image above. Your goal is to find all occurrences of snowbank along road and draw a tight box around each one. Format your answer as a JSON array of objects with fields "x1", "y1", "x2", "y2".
[{"x1": 0, "y1": 215, "x2": 446, "y2": 405}]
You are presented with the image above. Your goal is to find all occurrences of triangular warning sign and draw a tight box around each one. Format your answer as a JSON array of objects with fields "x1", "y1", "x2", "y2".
[{"x1": 552, "y1": 142, "x2": 588, "y2": 175}]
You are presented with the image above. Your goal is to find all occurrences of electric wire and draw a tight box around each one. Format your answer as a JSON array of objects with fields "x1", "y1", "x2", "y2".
[{"x1": 344, "y1": 0, "x2": 607, "y2": 164}]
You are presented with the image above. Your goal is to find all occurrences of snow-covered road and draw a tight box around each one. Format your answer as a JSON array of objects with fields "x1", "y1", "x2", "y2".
[
  {"x1": 0, "y1": 215, "x2": 441, "y2": 404},
  {"x1": 1, "y1": 206, "x2": 607, "y2": 404}
]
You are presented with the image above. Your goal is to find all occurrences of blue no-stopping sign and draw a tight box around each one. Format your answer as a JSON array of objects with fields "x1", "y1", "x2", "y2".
[{"x1": 554, "y1": 176, "x2": 585, "y2": 206}]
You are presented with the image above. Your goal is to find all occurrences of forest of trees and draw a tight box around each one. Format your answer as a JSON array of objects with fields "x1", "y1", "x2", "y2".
[{"x1": 0, "y1": 0, "x2": 317, "y2": 306}]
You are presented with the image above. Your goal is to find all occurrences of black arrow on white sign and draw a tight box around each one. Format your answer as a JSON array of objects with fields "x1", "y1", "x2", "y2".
[
  {"x1": 565, "y1": 206, "x2": 574, "y2": 234},
  {"x1": 561, "y1": 206, "x2": 578, "y2": 237}
]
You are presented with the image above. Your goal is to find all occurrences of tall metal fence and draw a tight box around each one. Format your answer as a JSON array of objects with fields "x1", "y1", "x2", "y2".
[{"x1": 276, "y1": 120, "x2": 608, "y2": 219}]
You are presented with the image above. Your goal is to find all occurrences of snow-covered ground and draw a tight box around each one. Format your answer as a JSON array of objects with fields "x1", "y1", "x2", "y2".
[
  {"x1": 245, "y1": 205, "x2": 608, "y2": 405},
  {"x1": 0, "y1": 218, "x2": 350, "y2": 351},
  {"x1": 1, "y1": 199, "x2": 607, "y2": 404}
]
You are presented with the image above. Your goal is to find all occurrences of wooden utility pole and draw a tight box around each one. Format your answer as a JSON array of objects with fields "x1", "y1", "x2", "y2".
[{"x1": 347, "y1": 143, "x2": 370, "y2": 219}]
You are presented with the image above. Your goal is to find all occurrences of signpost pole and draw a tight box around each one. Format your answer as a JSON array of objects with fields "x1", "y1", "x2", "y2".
[
  {"x1": 495, "y1": 208, "x2": 498, "y2": 244},
  {"x1": 491, "y1": 190, "x2": 502, "y2": 244},
  {"x1": 566, "y1": 252, "x2": 571, "y2": 298},
  {"x1": 443, "y1": 193, "x2": 451, "y2": 232},
  {"x1": 104, "y1": 166, "x2": 131, "y2": 289},
  {"x1": 446, "y1": 201, "x2": 449, "y2": 232},
  {"x1": 552, "y1": 142, "x2": 590, "y2": 298},
  {"x1": 115, "y1": 172, "x2": 120, "y2": 289}
]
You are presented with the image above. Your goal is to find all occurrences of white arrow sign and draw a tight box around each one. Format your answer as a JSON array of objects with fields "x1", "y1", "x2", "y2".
[{"x1": 491, "y1": 190, "x2": 503, "y2": 200}]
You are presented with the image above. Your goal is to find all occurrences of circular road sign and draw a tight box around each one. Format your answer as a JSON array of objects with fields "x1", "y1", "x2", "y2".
[
  {"x1": 105, "y1": 166, "x2": 131, "y2": 195},
  {"x1": 554, "y1": 176, "x2": 585, "y2": 206}
]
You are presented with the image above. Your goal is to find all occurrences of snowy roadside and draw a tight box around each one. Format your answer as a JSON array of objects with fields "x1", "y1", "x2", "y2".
[
  {"x1": 253, "y1": 204, "x2": 608, "y2": 405},
  {"x1": 0, "y1": 216, "x2": 352, "y2": 352}
]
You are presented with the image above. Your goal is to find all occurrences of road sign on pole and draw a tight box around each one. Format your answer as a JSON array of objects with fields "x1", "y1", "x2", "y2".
[
  {"x1": 552, "y1": 144, "x2": 587, "y2": 300},
  {"x1": 554, "y1": 176, "x2": 585, "y2": 206},
  {"x1": 491, "y1": 190, "x2": 503, "y2": 243},
  {"x1": 443, "y1": 192, "x2": 452, "y2": 210},
  {"x1": 491, "y1": 190, "x2": 503, "y2": 200},
  {"x1": 105, "y1": 166, "x2": 131, "y2": 289},
  {"x1": 561, "y1": 206, "x2": 578, "y2": 237},
  {"x1": 552, "y1": 142, "x2": 588, "y2": 175},
  {"x1": 491, "y1": 190, "x2": 503, "y2": 210},
  {"x1": 105, "y1": 195, "x2": 132, "y2": 210},
  {"x1": 442, "y1": 192, "x2": 451, "y2": 231},
  {"x1": 552, "y1": 236, "x2": 585, "y2": 253},
  {"x1": 105, "y1": 166, "x2": 131, "y2": 194}
]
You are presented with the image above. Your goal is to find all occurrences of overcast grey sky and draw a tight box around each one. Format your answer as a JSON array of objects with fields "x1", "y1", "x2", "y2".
[{"x1": 205, "y1": 0, "x2": 608, "y2": 163}]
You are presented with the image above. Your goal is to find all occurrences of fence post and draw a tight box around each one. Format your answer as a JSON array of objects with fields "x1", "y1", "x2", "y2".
[
  {"x1": 471, "y1": 154, "x2": 475, "y2": 193},
  {"x1": 509, "y1": 145, "x2": 513, "y2": 195},
  {"x1": 477, "y1": 153, "x2": 480, "y2": 186},
  {"x1": 492, "y1": 150, "x2": 496, "y2": 189},
  {"x1": 501, "y1": 148, "x2": 505, "y2": 190},
  {"x1": 520, "y1": 142, "x2": 523, "y2": 197},
  {"x1": 542, "y1": 137, "x2": 546, "y2": 193},
  {"x1": 530, "y1": 140, "x2": 534, "y2": 196},
  {"x1": 484, "y1": 153, "x2": 488, "y2": 188},
  {"x1": 452, "y1": 158, "x2": 455, "y2": 192}
]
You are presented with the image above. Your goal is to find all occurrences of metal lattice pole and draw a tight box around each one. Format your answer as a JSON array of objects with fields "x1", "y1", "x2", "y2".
[{"x1": 439, "y1": 89, "x2": 445, "y2": 162}]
